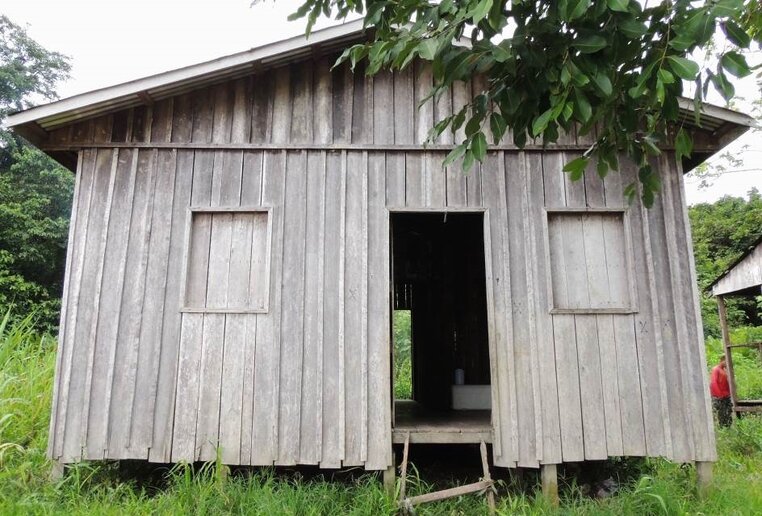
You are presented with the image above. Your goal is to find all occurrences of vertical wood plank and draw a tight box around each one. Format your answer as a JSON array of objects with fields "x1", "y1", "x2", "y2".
[
  {"x1": 290, "y1": 62, "x2": 314, "y2": 143},
  {"x1": 313, "y1": 58, "x2": 333, "y2": 145},
  {"x1": 505, "y1": 152, "x2": 539, "y2": 467},
  {"x1": 543, "y1": 152, "x2": 584, "y2": 462},
  {"x1": 414, "y1": 60, "x2": 434, "y2": 145},
  {"x1": 300, "y1": 151, "x2": 326, "y2": 464},
  {"x1": 63, "y1": 149, "x2": 113, "y2": 460},
  {"x1": 277, "y1": 151, "x2": 308, "y2": 465},
  {"x1": 343, "y1": 151, "x2": 367, "y2": 466},
  {"x1": 385, "y1": 153, "x2": 405, "y2": 207},
  {"x1": 575, "y1": 315, "x2": 608, "y2": 460},
  {"x1": 332, "y1": 63, "x2": 353, "y2": 145},
  {"x1": 366, "y1": 152, "x2": 392, "y2": 469},
  {"x1": 393, "y1": 67, "x2": 414, "y2": 144},
  {"x1": 526, "y1": 151, "x2": 562, "y2": 464},
  {"x1": 351, "y1": 62, "x2": 372, "y2": 144},
  {"x1": 250, "y1": 73, "x2": 274, "y2": 144},
  {"x1": 194, "y1": 312, "x2": 225, "y2": 461},
  {"x1": 48, "y1": 151, "x2": 85, "y2": 459},
  {"x1": 404, "y1": 152, "x2": 424, "y2": 207},
  {"x1": 670, "y1": 158, "x2": 716, "y2": 462},
  {"x1": 231, "y1": 77, "x2": 252, "y2": 143},
  {"x1": 238, "y1": 151, "x2": 264, "y2": 463},
  {"x1": 107, "y1": 149, "x2": 157, "y2": 459},
  {"x1": 272, "y1": 66, "x2": 292, "y2": 144},
  {"x1": 482, "y1": 152, "x2": 517, "y2": 467},
  {"x1": 171, "y1": 313, "x2": 204, "y2": 460},
  {"x1": 251, "y1": 150, "x2": 286, "y2": 464},
  {"x1": 320, "y1": 150, "x2": 345, "y2": 468},
  {"x1": 219, "y1": 314, "x2": 248, "y2": 463},
  {"x1": 372, "y1": 70, "x2": 395, "y2": 144},
  {"x1": 86, "y1": 149, "x2": 137, "y2": 459},
  {"x1": 151, "y1": 148, "x2": 195, "y2": 462},
  {"x1": 131, "y1": 149, "x2": 178, "y2": 455}
]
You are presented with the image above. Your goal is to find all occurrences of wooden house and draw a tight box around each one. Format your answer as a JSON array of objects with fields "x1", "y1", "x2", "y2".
[
  {"x1": 7, "y1": 21, "x2": 756, "y2": 486},
  {"x1": 710, "y1": 236, "x2": 762, "y2": 416}
]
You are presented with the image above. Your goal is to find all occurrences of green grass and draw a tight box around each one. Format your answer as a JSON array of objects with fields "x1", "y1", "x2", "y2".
[{"x1": 2, "y1": 313, "x2": 762, "y2": 515}]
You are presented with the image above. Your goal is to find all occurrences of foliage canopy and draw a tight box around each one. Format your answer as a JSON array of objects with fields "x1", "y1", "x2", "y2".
[
  {"x1": 689, "y1": 188, "x2": 762, "y2": 336},
  {"x1": 0, "y1": 16, "x2": 73, "y2": 330},
  {"x1": 292, "y1": 0, "x2": 760, "y2": 205}
]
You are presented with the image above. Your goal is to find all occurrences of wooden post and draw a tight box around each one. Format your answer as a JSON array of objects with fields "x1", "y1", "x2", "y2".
[
  {"x1": 383, "y1": 449, "x2": 396, "y2": 496},
  {"x1": 398, "y1": 433, "x2": 410, "y2": 503},
  {"x1": 717, "y1": 296, "x2": 739, "y2": 412},
  {"x1": 696, "y1": 461, "x2": 713, "y2": 498},
  {"x1": 541, "y1": 464, "x2": 559, "y2": 508},
  {"x1": 50, "y1": 460, "x2": 65, "y2": 482},
  {"x1": 479, "y1": 441, "x2": 496, "y2": 515}
]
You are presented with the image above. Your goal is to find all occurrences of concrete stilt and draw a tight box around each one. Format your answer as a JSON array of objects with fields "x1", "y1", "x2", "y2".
[
  {"x1": 50, "y1": 460, "x2": 65, "y2": 482},
  {"x1": 383, "y1": 450, "x2": 396, "y2": 496},
  {"x1": 696, "y1": 461, "x2": 713, "y2": 498},
  {"x1": 541, "y1": 464, "x2": 559, "y2": 508}
]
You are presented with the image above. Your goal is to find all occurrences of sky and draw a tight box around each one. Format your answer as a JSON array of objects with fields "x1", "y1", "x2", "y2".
[{"x1": 3, "y1": 0, "x2": 760, "y2": 205}]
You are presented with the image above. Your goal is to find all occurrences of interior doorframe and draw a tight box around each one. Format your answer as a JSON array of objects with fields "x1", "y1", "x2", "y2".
[{"x1": 387, "y1": 207, "x2": 497, "y2": 434}]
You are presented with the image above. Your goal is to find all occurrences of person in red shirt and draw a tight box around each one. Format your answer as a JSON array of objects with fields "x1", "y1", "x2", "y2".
[{"x1": 709, "y1": 356, "x2": 732, "y2": 427}]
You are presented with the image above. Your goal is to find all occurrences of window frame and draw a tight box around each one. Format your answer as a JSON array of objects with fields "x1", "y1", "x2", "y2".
[
  {"x1": 542, "y1": 207, "x2": 638, "y2": 315},
  {"x1": 180, "y1": 206, "x2": 273, "y2": 314}
]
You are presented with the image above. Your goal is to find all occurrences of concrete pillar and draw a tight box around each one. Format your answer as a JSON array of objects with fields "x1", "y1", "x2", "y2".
[{"x1": 541, "y1": 464, "x2": 559, "y2": 507}]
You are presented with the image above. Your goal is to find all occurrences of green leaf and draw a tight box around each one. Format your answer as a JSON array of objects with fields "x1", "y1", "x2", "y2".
[
  {"x1": 490, "y1": 113, "x2": 507, "y2": 143},
  {"x1": 657, "y1": 69, "x2": 675, "y2": 84},
  {"x1": 418, "y1": 39, "x2": 439, "y2": 61},
  {"x1": 667, "y1": 32, "x2": 696, "y2": 52},
  {"x1": 710, "y1": 70, "x2": 736, "y2": 101},
  {"x1": 568, "y1": 61, "x2": 590, "y2": 86},
  {"x1": 472, "y1": 132, "x2": 488, "y2": 161},
  {"x1": 562, "y1": 0, "x2": 591, "y2": 21},
  {"x1": 532, "y1": 108, "x2": 555, "y2": 137},
  {"x1": 720, "y1": 51, "x2": 751, "y2": 78},
  {"x1": 619, "y1": 18, "x2": 648, "y2": 39},
  {"x1": 465, "y1": 115, "x2": 482, "y2": 137},
  {"x1": 722, "y1": 20, "x2": 751, "y2": 48},
  {"x1": 492, "y1": 43, "x2": 512, "y2": 63},
  {"x1": 606, "y1": 0, "x2": 629, "y2": 13},
  {"x1": 574, "y1": 89, "x2": 592, "y2": 122},
  {"x1": 573, "y1": 35, "x2": 608, "y2": 54},
  {"x1": 443, "y1": 143, "x2": 467, "y2": 168},
  {"x1": 563, "y1": 156, "x2": 589, "y2": 181},
  {"x1": 462, "y1": 149, "x2": 475, "y2": 172},
  {"x1": 711, "y1": 0, "x2": 744, "y2": 18},
  {"x1": 592, "y1": 73, "x2": 613, "y2": 96},
  {"x1": 666, "y1": 56, "x2": 699, "y2": 80},
  {"x1": 470, "y1": 0, "x2": 494, "y2": 24},
  {"x1": 675, "y1": 128, "x2": 693, "y2": 162}
]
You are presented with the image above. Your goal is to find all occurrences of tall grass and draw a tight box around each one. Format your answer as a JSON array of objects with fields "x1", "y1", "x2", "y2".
[{"x1": 1, "y1": 313, "x2": 761, "y2": 514}]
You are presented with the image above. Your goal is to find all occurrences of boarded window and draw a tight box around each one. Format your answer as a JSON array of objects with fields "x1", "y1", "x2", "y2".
[
  {"x1": 547, "y1": 211, "x2": 633, "y2": 312},
  {"x1": 184, "y1": 210, "x2": 270, "y2": 312}
]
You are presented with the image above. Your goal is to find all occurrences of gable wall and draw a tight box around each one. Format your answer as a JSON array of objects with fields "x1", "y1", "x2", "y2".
[{"x1": 49, "y1": 58, "x2": 715, "y2": 469}]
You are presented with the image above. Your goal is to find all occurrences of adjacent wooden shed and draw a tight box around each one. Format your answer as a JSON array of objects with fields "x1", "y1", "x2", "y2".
[
  {"x1": 8, "y1": 21, "x2": 756, "y2": 478},
  {"x1": 710, "y1": 236, "x2": 762, "y2": 416}
]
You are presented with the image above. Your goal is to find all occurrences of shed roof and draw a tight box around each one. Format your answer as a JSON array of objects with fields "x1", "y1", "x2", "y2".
[
  {"x1": 5, "y1": 20, "x2": 757, "y2": 158},
  {"x1": 710, "y1": 235, "x2": 762, "y2": 297}
]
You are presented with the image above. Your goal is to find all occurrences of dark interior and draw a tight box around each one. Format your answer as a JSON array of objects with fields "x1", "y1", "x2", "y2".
[{"x1": 391, "y1": 212, "x2": 491, "y2": 411}]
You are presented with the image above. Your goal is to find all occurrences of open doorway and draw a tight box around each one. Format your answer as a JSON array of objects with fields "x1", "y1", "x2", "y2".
[{"x1": 391, "y1": 212, "x2": 492, "y2": 441}]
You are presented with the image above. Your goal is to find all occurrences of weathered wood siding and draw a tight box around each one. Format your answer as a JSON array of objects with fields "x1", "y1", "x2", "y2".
[{"x1": 49, "y1": 58, "x2": 715, "y2": 469}]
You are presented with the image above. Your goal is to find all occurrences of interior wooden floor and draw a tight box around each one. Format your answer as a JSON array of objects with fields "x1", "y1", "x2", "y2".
[{"x1": 393, "y1": 400, "x2": 492, "y2": 444}]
